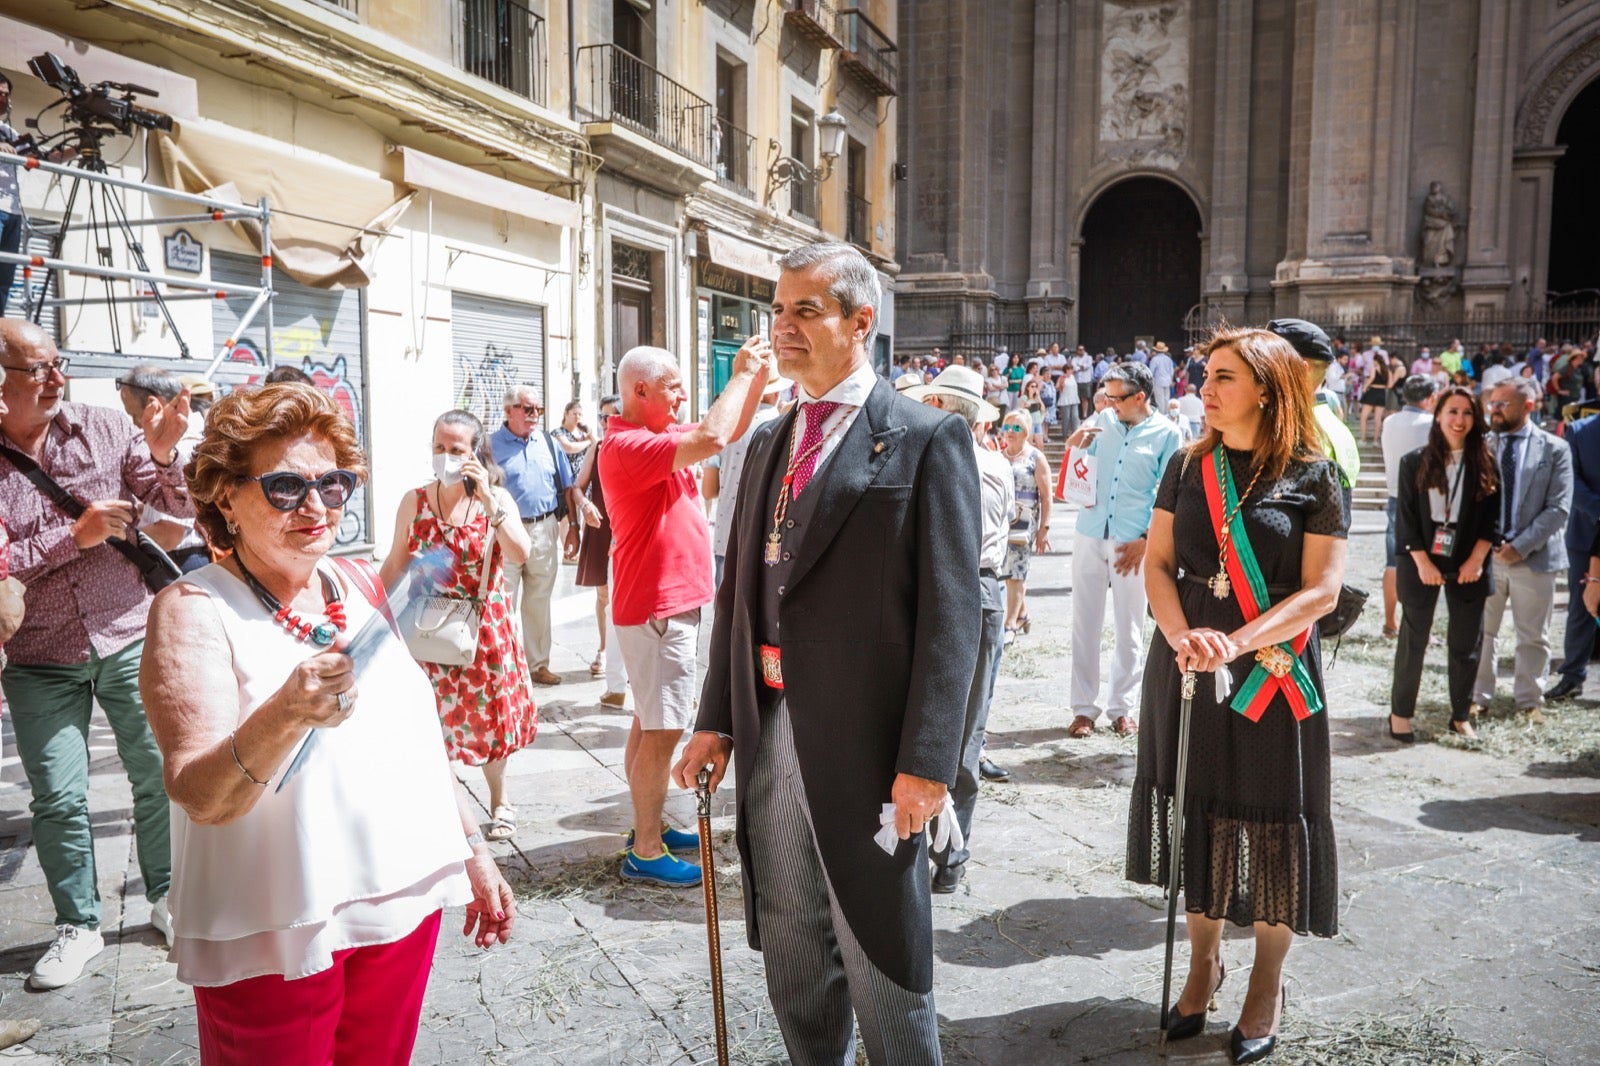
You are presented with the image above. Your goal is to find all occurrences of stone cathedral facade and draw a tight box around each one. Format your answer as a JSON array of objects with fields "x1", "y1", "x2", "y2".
[{"x1": 894, "y1": 0, "x2": 1600, "y2": 356}]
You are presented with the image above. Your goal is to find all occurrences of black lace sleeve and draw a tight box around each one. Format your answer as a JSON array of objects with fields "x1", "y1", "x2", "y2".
[
  {"x1": 1302, "y1": 458, "x2": 1348, "y2": 538},
  {"x1": 1154, "y1": 446, "x2": 1190, "y2": 514}
]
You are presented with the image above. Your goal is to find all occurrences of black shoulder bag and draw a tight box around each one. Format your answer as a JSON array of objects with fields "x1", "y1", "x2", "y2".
[
  {"x1": 0, "y1": 445, "x2": 182, "y2": 593},
  {"x1": 542, "y1": 430, "x2": 570, "y2": 522}
]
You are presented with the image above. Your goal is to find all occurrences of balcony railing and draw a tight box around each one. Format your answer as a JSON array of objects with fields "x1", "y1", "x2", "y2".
[
  {"x1": 577, "y1": 45, "x2": 716, "y2": 169},
  {"x1": 790, "y1": 174, "x2": 818, "y2": 223},
  {"x1": 784, "y1": 0, "x2": 843, "y2": 48},
  {"x1": 847, "y1": 193, "x2": 871, "y2": 247},
  {"x1": 714, "y1": 117, "x2": 755, "y2": 198},
  {"x1": 457, "y1": 0, "x2": 547, "y2": 105},
  {"x1": 837, "y1": 8, "x2": 898, "y2": 96}
]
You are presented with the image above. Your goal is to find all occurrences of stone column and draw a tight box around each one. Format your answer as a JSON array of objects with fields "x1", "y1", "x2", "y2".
[
  {"x1": 1025, "y1": 0, "x2": 1071, "y2": 327},
  {"x1": 1509, "y1": 148, "x2": 1564, "y2": 312},
  {"x1": 1204, "y1": 0, "x2": 1253, "y2": 323},
  {"x1": 1460, "y1": 0, "x2": 1522, "y2": 311}
]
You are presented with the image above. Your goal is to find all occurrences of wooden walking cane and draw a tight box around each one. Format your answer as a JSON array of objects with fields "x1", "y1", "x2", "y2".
[
  {"x1": 1159, "y1": 669, "x2": 1198, "y2": 1051},
  {"x1": 696, "y1": 768, "x2": 731, "y2": 1066}
]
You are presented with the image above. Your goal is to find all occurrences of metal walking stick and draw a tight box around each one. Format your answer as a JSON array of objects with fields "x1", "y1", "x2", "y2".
[
  {"x1": 696, "y1": 768, "x2": 731, "y2": 1066},
  {"x1": 1159, "y1": 668, "x2": 1198, "y2": 1051}
]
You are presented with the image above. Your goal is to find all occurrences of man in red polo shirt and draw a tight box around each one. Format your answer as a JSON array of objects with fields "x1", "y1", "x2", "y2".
[{"x1": 600, "y1": 338, "x2": 772, "y2": 886}]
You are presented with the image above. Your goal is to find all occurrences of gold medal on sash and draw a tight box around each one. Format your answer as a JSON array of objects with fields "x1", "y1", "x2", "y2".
[
  {"x1": 765, "y1": 532, "x2": 782, "y2": 565},
  {"x1": 1209, "y1": 571, "x2": 1230, "y2": 600}
]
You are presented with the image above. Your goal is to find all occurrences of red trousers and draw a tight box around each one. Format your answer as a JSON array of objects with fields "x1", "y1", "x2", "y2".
[{"x1": 192, "y1": 910, "x2": 441, "y2": 1066}]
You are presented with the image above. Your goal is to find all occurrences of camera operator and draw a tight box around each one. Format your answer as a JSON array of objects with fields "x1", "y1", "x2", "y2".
[{"x1": 0, "y1": 75, "x2": 24, "y2": 317}]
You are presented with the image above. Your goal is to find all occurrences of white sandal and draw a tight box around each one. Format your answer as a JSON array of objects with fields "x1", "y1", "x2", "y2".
[{"x1": 485, "y1": 805, "x2": 517, "y2": 842}]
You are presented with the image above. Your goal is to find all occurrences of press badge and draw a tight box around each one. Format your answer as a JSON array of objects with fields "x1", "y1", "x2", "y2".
[{"x1": 1432, "y1": 525, "x2": 1457, "y2": 556}]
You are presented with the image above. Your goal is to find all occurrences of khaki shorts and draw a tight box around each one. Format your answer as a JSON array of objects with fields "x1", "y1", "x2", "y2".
[{"x1": 613, "y1": 608, "x2": 701, "y2": 730}]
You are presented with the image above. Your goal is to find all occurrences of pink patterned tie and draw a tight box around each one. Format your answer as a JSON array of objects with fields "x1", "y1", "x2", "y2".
[{"x1": 789, "y1": 401, "x2": 841, "y2": 497}]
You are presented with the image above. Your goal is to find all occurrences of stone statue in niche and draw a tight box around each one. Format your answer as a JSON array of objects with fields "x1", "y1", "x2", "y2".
[
  {"x1": 1100, "y1": 1, "x2": 1189, "y2": 166},
  {"x1": 1420, "y1": 182, "x2": 1459, "y2": 268}
]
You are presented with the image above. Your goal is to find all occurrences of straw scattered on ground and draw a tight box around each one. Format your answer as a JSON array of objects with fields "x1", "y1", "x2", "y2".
[{"x1": 1277, "y1": 1007, "x2": 1501, "y2": 1065}]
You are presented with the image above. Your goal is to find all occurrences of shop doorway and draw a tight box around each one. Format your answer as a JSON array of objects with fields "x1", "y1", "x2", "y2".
[{"x1": 1077, "y1": 177, "x2": 1202, "y2": 353}]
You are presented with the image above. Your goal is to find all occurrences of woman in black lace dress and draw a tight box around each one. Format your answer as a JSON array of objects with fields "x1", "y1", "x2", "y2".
[{"x1": 1127, "y1": 327, "x2": 1348, "y2": 1065}]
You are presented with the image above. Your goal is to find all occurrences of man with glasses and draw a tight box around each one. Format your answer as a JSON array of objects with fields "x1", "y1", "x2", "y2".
[
  {"x1": 1063, "y1": 362, "x2": 1180, "y2": 737},
  {"x1": 1473, "y1": 378, "x2": 1572, "y2": 723},
  {"x1": 0, "y1": 320, "x2": 192, "y2": 988},
  {"x1": 491, "y1": 385, "x2": 581, "y2": 687}
]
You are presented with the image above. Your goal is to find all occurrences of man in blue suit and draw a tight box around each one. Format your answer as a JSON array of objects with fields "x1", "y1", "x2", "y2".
[{"x1": 1546, "y1": 405, "x2": 1600, "y2": 700}]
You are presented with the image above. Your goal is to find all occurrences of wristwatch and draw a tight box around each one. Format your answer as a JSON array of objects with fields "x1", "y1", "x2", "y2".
[{"x1": 465, "y1": 831, "x2": 486, "y2": 848}]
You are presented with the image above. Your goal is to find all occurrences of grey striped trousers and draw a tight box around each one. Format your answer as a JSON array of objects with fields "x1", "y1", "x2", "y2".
[{"x1": 745, "y1": 695, "x2": 943, "y2": 1066}]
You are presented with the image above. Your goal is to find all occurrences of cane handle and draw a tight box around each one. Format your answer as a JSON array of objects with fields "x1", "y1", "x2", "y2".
[{"x1": 695, "y1": 767, "x2": 712, "y2": 817}]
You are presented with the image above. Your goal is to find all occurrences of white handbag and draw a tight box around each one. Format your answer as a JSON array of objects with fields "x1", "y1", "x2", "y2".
[
  {"x1": 400, "y1": 540, "x2": 496, "y2": 667},
  {"x1": 1060, "y1": 446, "x2": 1098, "y2": 508}
]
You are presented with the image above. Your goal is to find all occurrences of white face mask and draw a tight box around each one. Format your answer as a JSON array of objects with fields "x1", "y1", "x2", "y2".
[{"x1": 432, "y1": 452, "x2": 466, "y2": 485}]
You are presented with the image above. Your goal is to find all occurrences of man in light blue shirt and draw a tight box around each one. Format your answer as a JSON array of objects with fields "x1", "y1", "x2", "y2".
[
  {"x1": 491, "y1": 384, "x2": 581, "y2": 685},
  {"x1": 1063, "y1": 362, "x2": 1181, "y2": 736},
  {"x1": 1148, "y1": 342, "x2": 1175, "y2": 408}
]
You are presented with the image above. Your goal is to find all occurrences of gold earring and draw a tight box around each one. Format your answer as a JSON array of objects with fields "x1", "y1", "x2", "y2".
[{"x1": 226, "y1": 518, "x2": 239, "y2": 535}]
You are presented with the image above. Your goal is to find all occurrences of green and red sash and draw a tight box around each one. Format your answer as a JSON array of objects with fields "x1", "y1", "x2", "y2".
[{"x1": 1201, "y1": 448, "x2": 1323, "y2": 722}]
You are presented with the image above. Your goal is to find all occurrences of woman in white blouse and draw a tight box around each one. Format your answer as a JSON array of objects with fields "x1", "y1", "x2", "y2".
[
  {"x1": 141, "y1": 384, "x2": 515, "y2": 1065},
  {"x1": 1390, "y1": 386, "x2": 1500, "y2": 742}
]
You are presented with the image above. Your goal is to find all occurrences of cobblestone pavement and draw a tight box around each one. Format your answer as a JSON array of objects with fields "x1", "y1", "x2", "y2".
[{"x1": 1, "y1": 512, "x2": 1597, "y2": 1064}]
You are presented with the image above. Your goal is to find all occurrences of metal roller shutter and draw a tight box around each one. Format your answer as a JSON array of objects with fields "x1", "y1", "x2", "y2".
[
  {"x1": 211, "y1": 251, "x2": 372, "y2": 548},
  {"x1": 450, "y1": 292, "x2": 546, "y2": 427}
]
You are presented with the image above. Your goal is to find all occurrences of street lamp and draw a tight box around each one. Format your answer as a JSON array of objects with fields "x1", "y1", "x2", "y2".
[{"x1": 764, "y1": 110, "x2": 849, "y2": 207}]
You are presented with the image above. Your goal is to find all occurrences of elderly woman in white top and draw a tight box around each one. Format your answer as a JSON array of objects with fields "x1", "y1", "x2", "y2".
[{"x1": 141, "y1": 383, "x2": 514, "y2": 1065}]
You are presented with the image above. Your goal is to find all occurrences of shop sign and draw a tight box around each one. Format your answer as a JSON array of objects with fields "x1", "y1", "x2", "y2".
[
  {"x1": 164, "y1": 229, "x2": 204, "y2": 274},
  {"x1": 748, "y1": 276, "x2": 774, "y2": 304},
  {"x1": 698, "y1": 260, "x2": 747, "y2": 298}
]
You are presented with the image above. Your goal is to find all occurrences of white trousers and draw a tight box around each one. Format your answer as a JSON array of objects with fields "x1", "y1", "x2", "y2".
[
  {"x1": 502, "y1": 515, "x2": 560, "y2": 671},
  {"x1": 1473, "y1": 563, "x2": 1556, "y2": 710},
  {"x1": 1070, "y1": 532, "x2": 1149, "y2": 720}
]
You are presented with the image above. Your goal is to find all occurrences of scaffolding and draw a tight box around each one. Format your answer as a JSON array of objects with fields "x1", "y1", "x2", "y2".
[{"x1": 0, "y1": 153, "x2": 275, "y2": 383}]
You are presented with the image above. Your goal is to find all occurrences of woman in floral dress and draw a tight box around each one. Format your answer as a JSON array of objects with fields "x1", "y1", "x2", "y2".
[{"x1": 381, "y1": 410, "x2": 536, "y2": 841}]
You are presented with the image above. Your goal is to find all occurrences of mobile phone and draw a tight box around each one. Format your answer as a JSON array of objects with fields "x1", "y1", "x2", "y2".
[{"x1": 464, "y1": 475, "x2": 478, "y2": 497}]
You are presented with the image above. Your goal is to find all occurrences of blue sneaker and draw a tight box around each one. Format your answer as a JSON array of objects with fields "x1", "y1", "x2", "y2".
[
  {"x1": 620, "y1": 849, "x2": 703, "y2": 888},
  {"x1": 624, "y1": 825, "x2": 701, "y2": 854}
]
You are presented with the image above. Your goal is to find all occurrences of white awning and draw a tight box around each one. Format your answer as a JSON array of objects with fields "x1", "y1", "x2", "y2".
[
  {"x1": 397, "y1": 147, "x2": 581, "y2": 230},
  {"x1": 706, "y1": 230, "x2": 781, "y2": 282}
]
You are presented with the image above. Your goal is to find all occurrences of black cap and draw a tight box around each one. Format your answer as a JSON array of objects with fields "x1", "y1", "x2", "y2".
[{"x1": 1267, "y1": 318, "x2": 1334, "y2": 363}]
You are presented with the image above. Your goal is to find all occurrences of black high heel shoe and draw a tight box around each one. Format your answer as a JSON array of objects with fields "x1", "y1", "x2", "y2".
[
  {"x1": 1164, "y1": 961, "x2": 1226, "y2": 1041},
  {"x1": 1229, "y1": 985, "x2": 1284, "y2": 1064},
  {"x1": 1387, "y1": 715, "x2": 1416, "y2": 744}
]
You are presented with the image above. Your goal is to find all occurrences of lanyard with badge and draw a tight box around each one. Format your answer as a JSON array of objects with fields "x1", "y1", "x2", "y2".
[{"x1": 1433, "y1": 457, "x2": 1468, "y2": 556}]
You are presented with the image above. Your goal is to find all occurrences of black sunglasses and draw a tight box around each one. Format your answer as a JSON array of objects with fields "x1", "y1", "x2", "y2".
[{"x1": 242, "y1": 469, "x2": 359, "y2": 511}]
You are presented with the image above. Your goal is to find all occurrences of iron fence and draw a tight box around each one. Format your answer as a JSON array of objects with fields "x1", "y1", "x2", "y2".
[
  {"x1": 785, "y1": 0, "x2": 844, "y2": 48},
  {"x1": 944, "y1": 331, "x2": 1070, "y2": 362},
  {"x1": 715, "y1": 117, "x2": 755, "y2": 198},
  {"x1": 1185, "y1": 300, "x2": 1600, "y2": 359},
  {"x1": 577, "y1": 45, "x2": 715, "y2": 169},
  {"x1": 457, "y1": 0, "x2": 546, "y2": 105}
]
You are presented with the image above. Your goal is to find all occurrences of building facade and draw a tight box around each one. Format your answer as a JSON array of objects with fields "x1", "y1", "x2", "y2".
[
  {"x1": 2, "y1": 0, "x2": 899, "y2": 549},
  {"x1": 894, "y1": 0, "x2": 1600, "y2": 358}
]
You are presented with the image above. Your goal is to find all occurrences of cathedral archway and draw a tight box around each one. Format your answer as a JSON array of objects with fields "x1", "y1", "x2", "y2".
[
  {"x1": 1077, "y1": 177, "x2": 1202, "y2": 354},
  {"x1": 1548, "y1": 75, "x2": 1600, "y2": 302}
]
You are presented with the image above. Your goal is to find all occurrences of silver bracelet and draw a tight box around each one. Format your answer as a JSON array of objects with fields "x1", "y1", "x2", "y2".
[{"x1": 229, "y1": 730, "x2": 269, "y2": 787}]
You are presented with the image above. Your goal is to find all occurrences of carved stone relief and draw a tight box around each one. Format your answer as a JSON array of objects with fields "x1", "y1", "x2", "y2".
[{"x1": 1099, "y1": 0, "x2": 1189, "y2": 167}]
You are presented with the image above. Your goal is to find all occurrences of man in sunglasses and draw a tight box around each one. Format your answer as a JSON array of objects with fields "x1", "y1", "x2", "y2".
[
  {"x1": 491, "y1": 385, "x2": 582, "y2": 686},
  {"x1": 1062, "y1": 361, "x2": 1181, "y2": 738},
  {"x1": 0, "y1": 319, "x2": 192, "y2": 989}
]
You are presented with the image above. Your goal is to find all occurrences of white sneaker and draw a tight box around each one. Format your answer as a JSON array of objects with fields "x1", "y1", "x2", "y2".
[
  {"x1": 29, "y1": 924, "x2": 104, "y2": 989},
  {"x1": 150, "y1": 898, "x2": 173, "y2": 948}
]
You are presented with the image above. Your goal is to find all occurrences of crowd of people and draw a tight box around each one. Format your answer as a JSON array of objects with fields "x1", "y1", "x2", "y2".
[{"x1": 4, "y1": 243, "x2": 1600, "y2": 1064}]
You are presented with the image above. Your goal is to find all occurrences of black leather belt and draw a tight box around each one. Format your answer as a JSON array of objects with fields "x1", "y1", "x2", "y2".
[
  {"x1": 522, "y1": 509, "x2": 558, "y2": 522},
  {"x1": 1179, "y1": 572, "x2": 1298, "y2": 597},
  {"x1": 980, "y1": 567, "x2": 999, "y2": 580}
]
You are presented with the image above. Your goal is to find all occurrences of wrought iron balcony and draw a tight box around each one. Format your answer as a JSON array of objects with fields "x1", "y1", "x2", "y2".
[
  {"x1": 457, "y1": 0, "x2": 547, "y2": 105},
  {"x1": 790, "y1": 173, "x2": 819, "y2": 223},
  {"x1": 577, "y1": 45, "x2": 716, "y2": 169},
  {"x1": 837, "y1": 8, "x2": 898, "y2": 96},
  {"x1": 785, "y1": 0, "x2": 844, "y2": 49},
  {"x1": 847, "y1": 193, "x2": 871, "y2": 248},
  {"x1": 715, "y1": 117, "x2": 756, "y2": 198}
]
